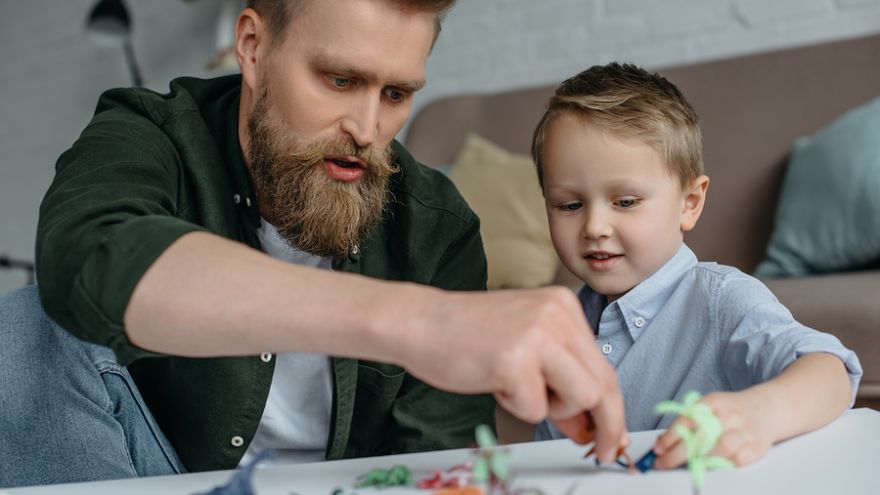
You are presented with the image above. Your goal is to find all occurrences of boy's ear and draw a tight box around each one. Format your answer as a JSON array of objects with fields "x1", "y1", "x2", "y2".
[{"x1": 681, "y1": 175, "x2": 709, "y2": 232}]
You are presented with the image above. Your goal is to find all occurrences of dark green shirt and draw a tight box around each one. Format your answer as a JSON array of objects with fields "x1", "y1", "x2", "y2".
[{"x1": 36, "y1": 75, "x2": 495, "y2": 472}]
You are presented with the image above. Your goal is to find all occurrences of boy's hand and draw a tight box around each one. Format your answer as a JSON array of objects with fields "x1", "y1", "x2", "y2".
[{"x1": 651, "y1": 391, "x2": 774, "y2": 469}]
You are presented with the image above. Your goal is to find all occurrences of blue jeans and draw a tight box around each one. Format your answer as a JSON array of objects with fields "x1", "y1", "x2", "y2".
[{"x1": 0, "y1": 286, "x2": 185, "y2": 488}]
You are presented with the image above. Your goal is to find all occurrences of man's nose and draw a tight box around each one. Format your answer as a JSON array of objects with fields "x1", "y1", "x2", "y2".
[{"x1": 340, "y1": 95, "x2": 381, "y2": 148}]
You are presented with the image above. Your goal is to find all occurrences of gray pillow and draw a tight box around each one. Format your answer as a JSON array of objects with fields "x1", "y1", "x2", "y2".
[{"x1": 755, "y1": 97, "x2": 880, "y2": 278}]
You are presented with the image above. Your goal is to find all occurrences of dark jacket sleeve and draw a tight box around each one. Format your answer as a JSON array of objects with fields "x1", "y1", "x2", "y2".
[
  {"x1": 385, "y1": 211, "x2": 497, "y2": 454},
  {"x1": 36, "y1": 90, "x2": 205, "y2": 364}
]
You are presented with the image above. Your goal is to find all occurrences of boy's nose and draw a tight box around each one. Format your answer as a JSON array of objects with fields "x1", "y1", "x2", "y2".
[{"x1": 582, "y1": 212, "x2": 613, "y2": 240}]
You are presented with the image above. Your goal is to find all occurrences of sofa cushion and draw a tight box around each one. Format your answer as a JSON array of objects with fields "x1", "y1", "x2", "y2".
[
  {"x1": 764, "y1": 271, "x2": 880, "y2": 394},
  {"x1": 755, "y1": 97, "x2": 880, "y2": 278},
  {"x1": 448, "y1": 134, "x2": 558, "y2": 289}
]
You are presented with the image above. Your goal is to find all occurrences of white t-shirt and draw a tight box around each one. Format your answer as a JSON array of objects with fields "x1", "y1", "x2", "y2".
[{"x1": 238, "y1": 220, "x2": 334, "y2": 466}]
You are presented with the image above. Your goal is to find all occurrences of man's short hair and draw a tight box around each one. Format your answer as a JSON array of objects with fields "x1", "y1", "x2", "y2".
[
  {"x1": 246, "y1": 0, "x2": 457, "y2": 47},
  {"x1": 531, "y1": 62, "x2": 703, "y2": 189}
]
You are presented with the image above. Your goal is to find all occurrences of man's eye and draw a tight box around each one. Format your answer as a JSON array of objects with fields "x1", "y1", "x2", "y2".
[
  {"x1": 331, "y1": 77, "x2": 352, "y2": 88},
  {"x1": 562, "y1": 202, "x2": 582, "y2": 211},
  {"x1": 614, "y1": 198, "x2": 639, "y2": 208},
  {"x1": 383, "y1": 87, "x2": 406, "y2": 103}
]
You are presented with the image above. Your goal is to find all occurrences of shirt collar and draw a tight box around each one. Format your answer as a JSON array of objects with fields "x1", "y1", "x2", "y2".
[
  {"x1": 200, "y1": 76, "x2": 262, "y2": 242},
  {"x1": 580, "y1": 244, "x2": 697, "y2": 340}
]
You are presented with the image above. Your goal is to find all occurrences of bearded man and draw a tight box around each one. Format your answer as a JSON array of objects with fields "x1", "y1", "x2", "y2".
[{"x1": 0, "y1": 0, "x2": 626, "y2": 488}]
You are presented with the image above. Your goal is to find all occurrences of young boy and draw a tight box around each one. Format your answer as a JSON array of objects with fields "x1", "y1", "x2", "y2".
[{"x1": 531, "y1": 63, "x2": 862, "y2": 470}]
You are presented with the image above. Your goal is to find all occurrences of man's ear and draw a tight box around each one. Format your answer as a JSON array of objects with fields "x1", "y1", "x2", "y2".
[
  {"x1": 236, "y1": 8, "x2": 268, "y2": 93},
  {"x1": 681, "y1": 175, "x2": 709, "y2": 232}
]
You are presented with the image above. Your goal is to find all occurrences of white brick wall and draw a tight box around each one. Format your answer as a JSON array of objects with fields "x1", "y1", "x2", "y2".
[
  {"x1": 2, "y1": 0, "x2": 880, "y2": 293},
  {"x1": 734, "y1": 0, "x2": 834, "y2": 26},
  {"x1": 415, "y1": 0, "x2": 880, "y2": 119}
]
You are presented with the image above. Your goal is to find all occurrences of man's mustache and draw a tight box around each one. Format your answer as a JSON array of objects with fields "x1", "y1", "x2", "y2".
[{"x1": 272, "y1": 137, "x2": 396, "y2": 177}]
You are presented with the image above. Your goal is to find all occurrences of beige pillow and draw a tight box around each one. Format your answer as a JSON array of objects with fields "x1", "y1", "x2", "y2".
[{"x1": 449, "y1": 134, "x2": 558, "y2": 289}]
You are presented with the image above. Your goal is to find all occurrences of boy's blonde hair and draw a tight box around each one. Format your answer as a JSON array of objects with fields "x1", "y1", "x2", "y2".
[{"x1": 531, "y1": 62, "x2": 703, "y2": 189}]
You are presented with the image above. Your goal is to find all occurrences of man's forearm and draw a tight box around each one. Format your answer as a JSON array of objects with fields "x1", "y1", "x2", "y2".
[
  {"x1": 124, "y1": 231, "x2": 427, "y2": 362},
  {"x1": 125, "y1": 231, "x2": 629, "y2": 449}
]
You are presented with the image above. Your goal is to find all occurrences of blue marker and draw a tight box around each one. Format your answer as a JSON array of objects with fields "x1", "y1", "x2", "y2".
[
  {"x1": 598, "y1": 449, "x2": 657, "y2": 472},
  {"x1": 633, "y1": 450, "x2": 657, "y2": 473}
]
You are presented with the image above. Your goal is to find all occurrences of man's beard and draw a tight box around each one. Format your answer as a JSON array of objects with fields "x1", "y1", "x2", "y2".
[{"x1": 246, "y1": 86, "x2": 397, "y2": 258}]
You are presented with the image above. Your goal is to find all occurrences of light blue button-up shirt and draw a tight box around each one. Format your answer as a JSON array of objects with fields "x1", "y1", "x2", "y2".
[{"x1": 536, "y1": 244, "x2": 862, "y2": 439}]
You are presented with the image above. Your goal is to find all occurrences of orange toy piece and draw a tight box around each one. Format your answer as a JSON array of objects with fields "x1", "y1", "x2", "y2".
[
  {"x1": 576, "y1": 412, "x2": 634, "y2": 471},
  {"x1": 432, "y1": 487, "x2": 484, "y2": 495}
]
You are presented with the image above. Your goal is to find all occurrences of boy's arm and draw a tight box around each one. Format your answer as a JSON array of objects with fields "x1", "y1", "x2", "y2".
[
  {"x1": 732, "y1": 352, "x2": 852, "y2": 443},
  {"x1": 653, "y1": 352, "x2": 851, "y2": 469},
  {"x1": 652, "y1": 271, "x2": 859, "y2": 469}
]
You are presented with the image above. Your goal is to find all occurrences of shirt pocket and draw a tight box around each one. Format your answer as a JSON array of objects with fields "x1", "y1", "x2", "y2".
[{"x1": 346, "y1": 361, "x2": 407, "y2": 456}]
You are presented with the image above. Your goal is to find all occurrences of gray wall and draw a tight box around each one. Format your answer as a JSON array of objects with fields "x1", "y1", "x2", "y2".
[
  {"x1": 421, "y1": 0, "x2": 880, "y2": 110},
  {"x1": 2, "y1": 0, "x2": 880, "y2": 294}
]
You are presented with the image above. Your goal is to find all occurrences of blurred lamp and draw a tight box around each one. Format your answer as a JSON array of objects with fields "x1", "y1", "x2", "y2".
[
  {"x1": 86, "y1": 0, "x2": 143, "y2": 86},
  {"x1": 0, "y1": 255, "x2": 35, "y2": 285}
]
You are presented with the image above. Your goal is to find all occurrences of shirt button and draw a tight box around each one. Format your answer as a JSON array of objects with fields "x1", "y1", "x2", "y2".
[
  {"x1": 231, "y1": 436, "x2": 244, "y2": 447},
  {"x1": 233, "y1": 193, "x2": 241, "y2": 204},
  {"x1": 601, "y1": 343, "x2": 613, "y2": 354},
  {"x1": 634, "y1": 317, "x2": 646, "y2": 328},
  {"x1": 245, "y1": 197, "x2": 252, "y2": 207},
  {"x1": 260, "y1": 352, "x2": 273, "y2": 363}
]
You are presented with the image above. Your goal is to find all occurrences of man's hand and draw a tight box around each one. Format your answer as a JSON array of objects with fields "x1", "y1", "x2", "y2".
[
  {"x1": 652, "y1": 391, "x2": 773, "y2": 469},
  {"x1": 397, "y1": 286, "x2": 627, "y2": 462}
]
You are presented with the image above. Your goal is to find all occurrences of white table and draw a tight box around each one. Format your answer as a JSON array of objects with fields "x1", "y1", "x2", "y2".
[{"x1": 7, "y1": 408, "x2": 880, "y2": 495}]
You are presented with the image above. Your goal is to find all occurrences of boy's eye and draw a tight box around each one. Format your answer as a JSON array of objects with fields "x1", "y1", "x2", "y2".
[
  {"x1": 614, "y1": 198, "x2": 639, "y2": 208},
  {"x1": 562, "y1": 202, "x2": 582, "y2": 211}
]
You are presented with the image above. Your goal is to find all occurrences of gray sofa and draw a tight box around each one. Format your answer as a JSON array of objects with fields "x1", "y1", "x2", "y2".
[{"x1": 405, "y1": 33, "x2": 880, "y2": 440}]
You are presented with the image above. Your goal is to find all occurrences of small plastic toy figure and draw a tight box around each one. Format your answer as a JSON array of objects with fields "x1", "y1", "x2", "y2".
[
  {"x1": 472, "y1": 425, "x2": 512, "y2": 494},
  {"x1": 575, "y1": 412, "x2": 635, "y2": 471},
  {"x1": 197, "y1": 449, "x2": 273, "y2": 495},
  {"x1": 654, "y1": 392, "x2": 733, "y2": 492},
  {"x1": 353, "y1": 464, "x2": 412, "y2": 488},
  {"x1": 417, "y1": 463, "x2": 474, "y2": 489}
]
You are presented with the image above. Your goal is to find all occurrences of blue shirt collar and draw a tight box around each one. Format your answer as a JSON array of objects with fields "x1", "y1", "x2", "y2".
[{"x1": 579, "y1": 244, "x2": 698, "y2": 340}]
